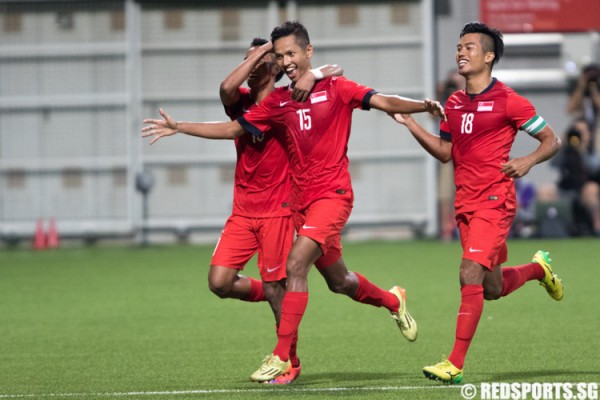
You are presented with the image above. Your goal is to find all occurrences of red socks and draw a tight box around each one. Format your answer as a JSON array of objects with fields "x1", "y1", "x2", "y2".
[
  {"x1": 352, "y1": 273, "x2": 399, "y2": 312},
  {"x1": 272, "y1": 273, "x2": 394, "y2": 363},
  {"x1": 448, "y1": 284, "x2": 484, "y2": 369},
  {"x1": 289, "y1": 330, "x2": 300, "y2": 367},
  {"x1": 500, "y1": 262, "x2": 545, "y2": 297},
  {"x1": 241, "y1": 276, "x2": 266, "y2": 302},
  {"x1": 275, "y1": 326, "x2": 300, "y2": 367},
  {"x1": 273, "y1": 292, "x2": 308, "y2": 362}
]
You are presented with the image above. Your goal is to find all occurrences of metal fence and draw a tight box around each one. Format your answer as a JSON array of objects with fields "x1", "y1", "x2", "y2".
[{"x1": 0, "y1": 0, "x2": 438, "y2": 245}]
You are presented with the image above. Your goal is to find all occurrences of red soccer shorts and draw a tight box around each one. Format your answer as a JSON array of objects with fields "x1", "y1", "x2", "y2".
[
  {"x1": 211, "y1": 214, "x2": 293, "y2": 282},
  {"x1": 456, "y1": 206, "x2": 516, "y2": 270},
  {"x1": 293, "y1": 196, "x2": 353, "y2": 268}
]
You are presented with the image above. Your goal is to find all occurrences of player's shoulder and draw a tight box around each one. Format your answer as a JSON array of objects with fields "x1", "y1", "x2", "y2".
[
  {"x1": 272, "y1": 85, "x2": 292, "y2": 100},
  {"x1": 446, "y1": 90, "x2": 466, "y2": 107},
  {"x1": 258, "y1": 86, "x2": 291, "y2": 107},
  {"x1": 491, "y1": 79, "x2": 520, "y2": 98},
  {"x1": 495, "y1": 79, "x2": 532, "y2": 105},
  {"x1": 236, "y1": 87, "x2": 253, "y2": 105}
]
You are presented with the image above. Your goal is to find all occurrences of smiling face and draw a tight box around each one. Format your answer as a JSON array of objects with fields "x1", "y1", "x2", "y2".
[
  {"x1": 273, "y1": 34, "x2": 313, "y2": 83},
  {"x1": 455, "y1": 33, "x2": 495, "y2": 78}
]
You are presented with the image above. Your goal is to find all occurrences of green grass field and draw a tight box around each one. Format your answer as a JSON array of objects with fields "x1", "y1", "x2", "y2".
[{"x1": 1, "y1": 239, "x2": 598, "y2": 399}]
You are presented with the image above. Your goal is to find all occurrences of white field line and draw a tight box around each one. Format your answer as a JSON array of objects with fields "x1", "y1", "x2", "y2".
[{"x1": 0, "y1": 385, "x2": 460, "y2": 398}]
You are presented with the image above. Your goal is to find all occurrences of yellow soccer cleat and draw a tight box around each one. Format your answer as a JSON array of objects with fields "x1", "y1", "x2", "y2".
[
  {"x1": 533, "y1": 250, "x2": 564, "y2": 301},
  {"x1": 389, "y1": 286, "x2": 418, "y2": 342},
  {"x1": 423, "y1": 358, "x2": 463, "y2": 384},
  {"x1": 250, "y1": 354, "x2": 291, "y2": 383}
]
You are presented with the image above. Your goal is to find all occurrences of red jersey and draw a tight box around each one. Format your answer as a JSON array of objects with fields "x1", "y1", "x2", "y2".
[
  {"x1": 223, "y1": 87, "x2": 291, "y2": 217},
  {"x1": 238, "y1": 76, "x2": 375, "y2": 211},
  {"x1": 440, "y1": 79, "x2": 547, "y2": 214}
]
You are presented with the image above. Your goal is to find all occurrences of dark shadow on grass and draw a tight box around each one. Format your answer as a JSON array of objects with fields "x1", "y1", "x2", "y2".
[
  {"x1": 486, "y1": 370, "x2": 598, "y2": 381},
  {"x1": 232, "y1": 371, "x2": 415, "y2": 389},
  {"x1": 292, "y1": 371, "x2": 413, "y2": 385}
]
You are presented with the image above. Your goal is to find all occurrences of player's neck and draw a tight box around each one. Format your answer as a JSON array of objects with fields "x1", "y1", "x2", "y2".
[
  {"x1": 252, "y1": 84, "x2": 276, "y2": 104},
  {"x1": 464, "y1": 73, "x2": 493, "y2": 95}
]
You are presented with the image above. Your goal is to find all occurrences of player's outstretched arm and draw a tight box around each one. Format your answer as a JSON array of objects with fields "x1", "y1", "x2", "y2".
[
  {"x1": 292, "y1": 64, "x2": 344, "y2": 102},
  {"x1": 389, "y1": 113, "x2": 452, "y2": 163},
  {"x1": 369, "y1": 94, "x2": 446, "y2": 120},
  {"x1": 142, "y1": 108, "x2": 244, "y2": 145},
  {"x1": 500, "y1": 125, "x2": 562, "y2": 178}
]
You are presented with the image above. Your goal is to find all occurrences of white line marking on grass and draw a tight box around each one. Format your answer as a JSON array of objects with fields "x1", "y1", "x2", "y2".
[{"x1": 0, "y1": 385, "x2": 460, "y2": 398}]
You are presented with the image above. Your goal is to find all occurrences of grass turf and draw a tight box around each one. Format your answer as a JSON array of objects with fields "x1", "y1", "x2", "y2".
[{"x1": 0, "y1": 239, "x2": 598, "y2": 399}]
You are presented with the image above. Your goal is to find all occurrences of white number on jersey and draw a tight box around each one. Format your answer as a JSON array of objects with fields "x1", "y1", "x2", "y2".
[
  {"x1": 461, "y1": 113, "x2": 474, "y2": 134},
  {"x1": 296, "y1": 109, "x2": 312, "y2": 131}
]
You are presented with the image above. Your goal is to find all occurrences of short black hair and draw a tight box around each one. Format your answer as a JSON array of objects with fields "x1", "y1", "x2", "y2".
[
  {"x1": 250, "y1": 37, "x2": 268, "y2": 47},
  {"x1": 249, "y1": 37, "x2": 284, "y2": 82},
  {"x1": 270, "y1": 21, "x2": 310, "y2": 49},
  {"x1": 460, "y1": 22, "x2": 504, "y2": 67}
]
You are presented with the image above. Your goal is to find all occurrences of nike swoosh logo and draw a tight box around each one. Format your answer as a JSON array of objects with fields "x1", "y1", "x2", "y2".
[
  {"x1": 267, "y1": 266, "x2": 280, "y2": 273},
  {"x1": 468, "y1": 247, "x2": 483, "y2": 253},
  {"x1": 302, "y1": 225, "x2": 317, "y2": 230},
  {"x1": 454, "y1": 105, "x2": 465, "y2": 109},
  {"x1": 280, "y1": 101, "x2": 292, "y2": 107}
]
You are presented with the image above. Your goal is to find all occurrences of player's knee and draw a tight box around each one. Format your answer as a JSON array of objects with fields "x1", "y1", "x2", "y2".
[
  {"x1": 286, "y1": 255, "x2": 308, "y2": 279},
  {"x1": 263, "y1": 281, "x2": 284, "y2": 302},
  {"x1": 484, "y1": 287, "x2": 502, "y2": 300},
  {"x1": 325, "y1": 274, "x2": 353, "y2": 295},
  {"x1": 207, "y1": 277, "x2": 233, "y2": 299},
  {"x1": 325, "y1": 280, "x2": 344, "y2": 294}
]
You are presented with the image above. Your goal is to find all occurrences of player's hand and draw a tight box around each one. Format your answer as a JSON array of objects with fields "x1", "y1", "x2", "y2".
[
  {"x1": 388, "y1": 112, "x2": 413, "y2": 125},
  {"x1": 500, "y1": 157, "x2": 534, "y2": 178},
  {"x1": 292, "y1": 71, "x2": 317, "y2": 102},
  {"x1": 141, "y1": 108, "x2": 178, "y2": 145},
  {"x1": 424, "y1": 98, "x2": 446, "y2": 120},
  {"x1": 262, "y1": 41, "x2": 274, "y2": 52}
]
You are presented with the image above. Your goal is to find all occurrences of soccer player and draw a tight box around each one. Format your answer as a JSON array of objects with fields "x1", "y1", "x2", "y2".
[
  {"x1": 150, "y1": 37, "x2": 341, "y2": 385},
  {"x1": 211, "y1": 38, "x2": 297, "y2": 384},
  {"x1": 389, "y1": 22, "x2": 564, "y2": 383},
  {"x1": 142, "y1": 21, "x2": 445, "y2": 383}
]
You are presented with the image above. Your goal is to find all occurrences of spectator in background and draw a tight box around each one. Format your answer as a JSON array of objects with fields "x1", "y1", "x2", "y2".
[
  {"x1": 553, "y1": 118, "x2": 600, "y2": 236},
  {"x1": 567, "y1": 64, "x2": 600, "y2": 153}
]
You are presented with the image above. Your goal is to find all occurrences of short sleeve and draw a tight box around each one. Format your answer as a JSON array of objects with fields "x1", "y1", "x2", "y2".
[
  {"x1": 506, "y1": 92, "x2": 547, "y2": 136},
  {"x1": 333, "y1": 76, "x2": 375, "y2": 110}
]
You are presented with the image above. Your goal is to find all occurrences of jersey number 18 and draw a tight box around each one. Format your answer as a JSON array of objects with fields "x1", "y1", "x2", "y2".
[{"x1": 461, "y1": 113, "x2": 474, "y2": 134}]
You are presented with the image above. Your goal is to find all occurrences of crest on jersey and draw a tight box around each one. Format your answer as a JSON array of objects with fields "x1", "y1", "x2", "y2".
[
  {"x1": 310, "y1": 91, "x2": 328, "y2": 104},
  {"x1": 477, "y1": 101, "x2": 494, "y2": 112}
]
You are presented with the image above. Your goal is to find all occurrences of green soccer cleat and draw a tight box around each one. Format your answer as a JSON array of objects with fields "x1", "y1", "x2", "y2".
[
  {"x1": 250, "y1": 354, "x2": 291, "y2": 383},
  {"x1": 532, "y1": 250, "x2": 564, "y2": 301},
  {"x1": 423, "y1": 358, "x2": 463, "y2": 384},
  {"x1": 389, "y1": 286, "x2": 418, "y2": 342}
]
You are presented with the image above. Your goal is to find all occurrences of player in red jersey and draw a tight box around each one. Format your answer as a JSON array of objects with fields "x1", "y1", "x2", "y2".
[
  {"x1": 211, "y1": 38, "x2": 289, "y2": 312},
  {"x1": 143, "y1": 37, "x2": 342, "y2": 384},
  {"x1": 211, "y1": 38, "x2": 298, "y2": 383},
  {"x1": 142, "y1": 21, "x2": 445, "y2": 383},
  {"x1": 389, "y1": 22, "x2": 564, "y2": 383}
]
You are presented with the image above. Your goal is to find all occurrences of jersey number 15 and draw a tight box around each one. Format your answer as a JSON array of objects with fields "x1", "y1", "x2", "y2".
[{"x1": 297, "y1": 109, "x2": 312, "y2": 131}]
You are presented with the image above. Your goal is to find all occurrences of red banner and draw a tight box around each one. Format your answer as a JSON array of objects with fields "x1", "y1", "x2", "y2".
[{"x1": 480, "y1": 0, "x2": 600, "y2": 33}]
